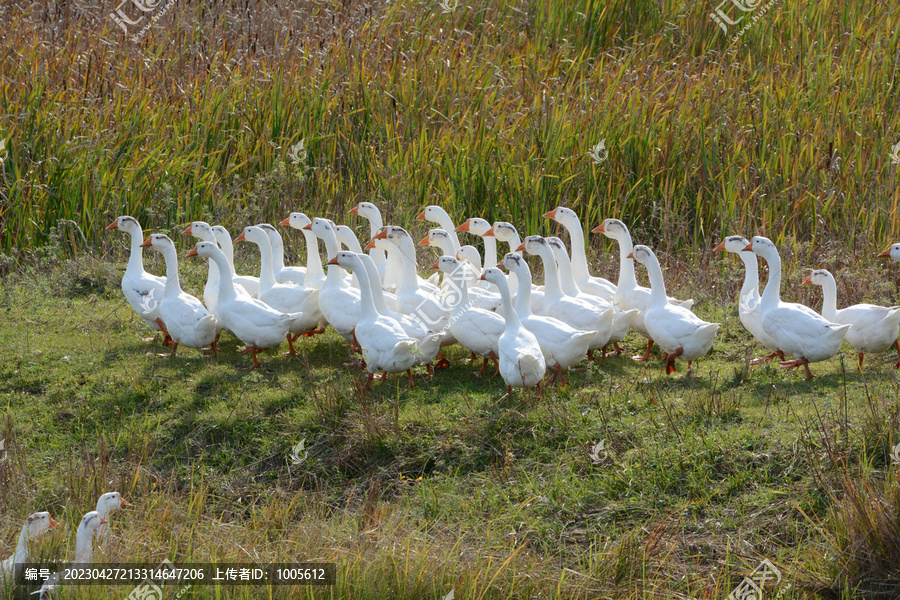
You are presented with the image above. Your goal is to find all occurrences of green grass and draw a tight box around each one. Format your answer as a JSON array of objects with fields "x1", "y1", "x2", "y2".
[{"x1": 1, "y1": 246, "x2": 899, "y2": 598}]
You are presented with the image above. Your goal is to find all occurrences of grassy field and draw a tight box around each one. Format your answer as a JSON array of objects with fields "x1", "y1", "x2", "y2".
[{"x1": 2, "y1": 0, "x2": 900, "y2": 597}]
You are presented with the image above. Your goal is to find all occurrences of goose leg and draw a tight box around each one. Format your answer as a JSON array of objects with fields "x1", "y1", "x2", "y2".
[
  {"x1": 210, "y1": 332, "x2": 220, "y2": 356},
  {"x1": 159, "y1": 342, "x2": 178, "y2": 358},
  {"x1": 587, "y1": 349, "x2": 596, "y2": 361},
  {"x1": 554, "y1": 363, "x2": 568, "y2": 386},
  {"x1": 240, "y1": 345, "x2": 263, "y2": 368},
  {"x1": 470, "y1": 351, "x2": 478, "y2": 362},
  {"x1": 633, "y1": 339, "x2": 654, "y2": 361},
  {"x1": 894, "y1": 339, "x2": 900, "y2": 369},
  {"x1": 490, "y1": 351, "x2": 500, "y2": 376},
  {"x1": 750, "y1": 350, "x2": 785, "y2": 365},
  {"x1": 426, "y1": 363, "x2": 434, "y2": 377},
  {"x1": 664, "y1": 347, "x2": 682, "y2": 374},
  {"x1": 857, "y1": 352, "x2": 865, "y2": 371},
  {"x1": 303, "y1": 326, "x2": 327, "y2": 337},
  {"x1": 506, "y1": 385, "x2": 512, "y2": 399},
  {"x1": 286, "y1": 334, "x2": 298, "y2": 355},
  {"x1": 536, "y1": 381, "x2": 543, "y2": 399},
  {"x1": 477, "y1": 357, "x2": 490, "y2": 376},
  {"x1": 407, "y1": 369, "x2": 415, "y2": 389},
  {"x1": 614, "y1": 342, "x2": 624, "y2": 355},
  {"x1": 435, "y1": 351, "x2": 451, "y2": 369},
  {"x1": 779, "y1": 357, "x2": 813, "y2": 379},
  {"x1": 153, "y1": 318, "x2": 173, "y2": 346},
  {"x1": 350, "y1": 330, "x2": 361, "y2": 354},
  {"x1": 364, "y1": 373, "x2": 374, "y2": 390},
  {"x1": 686, "y1": 361, "x2": 694, "y2": 376}
]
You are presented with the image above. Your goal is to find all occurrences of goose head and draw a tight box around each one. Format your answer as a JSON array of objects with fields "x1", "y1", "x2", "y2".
[
  {"x1": 501, "y1": 252, "x2": 528, "y2": 275},
  {"x1": 96, "y1": 492, "x2": 130, "y2": 517},
  {"x1": 187, "y1": 241, "x2": 221, "y2": 260},
  {"x1": 542, "y1": 206, "x2": 579, "y2": 227},
  {"x1": 22, "y1": 512, "x2": 59, "y2": 538},
  {"x1": 106, "y1": 216, "x2": 142, "y2": 235},
  {"x1": 485, "y1": 222, "x2": 519, "y2": 243},
  {"x1": 591, "y1": 218, "x2": 628, "y2": 241},
  {"x1": 280, "y1": 212, "x2": 311, "y2": 230},
  {"x1": 626, "y1": 244, "x2": 656, "y2": 267},
  {"x1": 456, "y1": 217, "x2": 492, "y2": 237},
  {"x1": 419, "y1": 229, "x2": 453, "y2": 250},
  {"x1": 743, "y1": 236, "x2": 777, "y2": 261},
  {"x1": 76, "y1": 511, "x2": 107, "y2": 543},
  {"x1": 432, "y1": 255, "x2": 462, "y2": 275},
  {"x1": 479, "y1": 267, "x2": 508, "y2": 289},
  {"x1": 327, "y1": 251, "x2": 363, "y2": 271},
  {"x1": 713, "y1": 235, "x2": 751, "y2": 254},
  {"x1": 349, "y1": 202, "x2": 381, "y2": 222},
  {"x1": 877, "y1": 243, "x2": 900, "y2": 261},
  {"x1": 181, "y1": 221, "x2": 215, "y2": 242},
  {"x1": 456, "y1": 245, "x2": 481, "y2": 267},
  {"x1": 235, "y1": 225, "x2": 269, "y2": 248},
  {"x1": 519, "y1": 235, "x2": 550, "y2": 257},
  {"x1": 140, "y1": 234, "x2": 175, "y2": 251},
  {"x1": 415, "y1": 205, "x2": 450, "y2": 224},
  {"x1": 334, "y1": 225, "x2": 363, "y2": 252},
  {"x1": 803, "y1": 269, "x2": 835, "y2": 288},
  {"x1": 307, "y1": 217, "x2": 336, "y2": 240},
  {"x1": 210, "y1": 226, "x2": 234, "y2": 248},
  {"x1": 546, "y1": 237, "x2": 568, "y2": 255}
]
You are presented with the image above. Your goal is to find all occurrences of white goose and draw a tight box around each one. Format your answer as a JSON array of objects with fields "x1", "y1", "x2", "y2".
[
  {"x1": 210, "y1": 226, "x2": 259, "y2": 297},
  {"x1": 348, "y1": 202, "x2": 389, "y2": 282},
  {"x1": 307, "y1": 218, "x2": 361, "y2": 341},
  {"x1": 188, "y1": 242, "x2": 297, "y2": 367},
  {"x1": 744, "y1": 236, "x2": 850, "y2": 379},
  {"x1": 714, "y1": 235, "x2": 783, "y2": 363},
  {"x1": 329, "y1": 252, "x2": 419, "y2": 389},
  {"x1": 805, "y1": 269, "x2": 900, "y2": 370},
  {"x1": 416, "y1": 206, "x2": 461, "y2": 252},
  {"x1": 501, "y1": 253, "x2": 594, "y2": 385},
  {"x1": 37, "y1": 511, "x2": 107, "y2": 599},
  {"x1": 546, "y1": 237, "x2": 635, "y2": 355},
  {"x1": 480, "y1": 268, "x2": 546, "y2": 397},
  {"x1": 237, "y1": 226, "x2": 322, "y2": 353},
  {"x1": 1, "y1": 512, "x2": 58, "y2": 579},
  {"x1": 141, "y1": 234, "x2": 219, "y2": 357},
  {"x1": 258, "y1": 223, "x2": 306, "y2": 285},
  {"x1": 629, "y1": 245, "x2": 719, "y2": 375},
  {"x1": 521, "y1": 236, "x2": 615, "y2": 355},
  {"x1": 543, "y1": 207, "x2": 616, "y2": 301},
  {"x1": 280, "y1": 213, "x2": 326, "y2": 291},
  {"x1": 434, "y1": 256, "x2": 503, "y2": 375},
  {"x1": 878, "y1": 243, "x2": 900, "y2": 262},
  {"x1": 456, "y1": 217, "x2": 498, "y2": 270},
  {"x1": 423, "y1": 234, "x2": 501, "y2": 310},
  {"x1": 335, "y1": 225, "x2": 364, "y2": 253},
  {"x1": 485, "y1": 222, "x2": 544, "y2": 310},
  {"x1": 94, "y1": 491, "x2": 130, "y2": 550},
  {"x1": 106, "y1": 216, "x2": 168, "y2": 342},
  {"x1": 593, "y1": 219, "x2": 693, "y2": 361}
]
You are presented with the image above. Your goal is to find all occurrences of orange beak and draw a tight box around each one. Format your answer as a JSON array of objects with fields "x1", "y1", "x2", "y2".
[
  {"x1": 455, "y1": 252, "x2": 461, "y2": 260},
  {"x1": 591, "y1": 223, "x2": 606, "y2": 234},
  {"x1": 186, "y1": 246, "x2": 199, "y2": 258},
  {"x1": 801, "y1": 274, "x2": 812, "y2": 285},
  {"x1": 713, "y1": 240, "x2": 727, "y2": 252},
  {"x1": 626, "y1": 251, "x2": 634, "y2": 259},
  {"x1": 279, "y1": 217, "x2": 291, "y2": 227},
  {"x1": 455, "y1": 220, "x2": 470, "y2": 232},
  {"x1": 542, "y1": 209, "x2": 558, "y2": 219},
  {"x1": 106, "y1": 220, "x2": 119, "y2": 230},
  {"x1": 302, "y1": 223, "x2": 312, "y2": 231},
  {"x1": 139, "y1": 238, "x2": 152, "y2": 247},
  {"x1": 48, "y1": 517, "x2": 60, "y2": 528},
  {"x1": 349, "y1": 205, "x2": 360, "y2": 215},
  {"x1": 484, "y1": 227, "x2": 495, "y2": 237},
  {"x1": 120, "y1": 498, "x2": 131, "y2": 507},
  {"x1": 514, "y1": 242, "x2": 526, "y2": 252},
  {"x1": 327, "y1": 256, "x2": 339, "y2": 266},
  {"x1": 181, "y1": 225, "x2": 193, "y2": 236},
  {"x1": 877, "y1": 247, "x2": 892, "y2": 258},
  {"x1": 364, "y1": 239, "x2": 377, "y2": 250},
  {"x1": 429, "y1": 259, "x2": 440, "y2": 270},
  {"x1": 374, "y1": 228, "x2": 388, "y2": 240},
  {"x1": 742, "y1": 242, "x2": 753, "y2": 252},
  {"x1": 99, "y1": 516, "x2": 108, "y2": 525},
  {"x1": 417, "y1": 235, "x2": 430, "y2": 246},
  {"x1": 415, "y1": 209, "x2": 427, "y2": 221},
  {"x1": 479, "y1": 273, "x2": 487, "y2": 280},
  {"x1": 235, "y1": 231, "x2": 246, "y2": 242}
]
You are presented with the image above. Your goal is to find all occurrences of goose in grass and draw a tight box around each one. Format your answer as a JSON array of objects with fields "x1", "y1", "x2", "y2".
[
  {"x1": 307, "y1": 218, "x2": 362, "y2": 341},
  {"x1": 456, "y1": 217, "x2": 499, "y2": 271},
  {"x1": 348, "y1": 202, "x2": 389, "y2": 283},
  {"x1": 592, "y1": 219, "x2": 693, "y2": 361},
  {"x1": 629, "y1": 245, "x2": 719, "y2": 375},
  {"x1": 485, "y1": 222, "x2": 544, "y2": 311},
  {"x1": 210, "y1": 225, "x2": 259, "y2": 297},
  {"x1": 744, "y1": 236, "x2": 850, "y2": 379},
  {"x1": 106, "y1": 216, "x2": 169, "y2": 343},
  {"x1": 480, "y1": 268, "x2": 547, "y2": 397},
  {"x1": 1, "y1": 512, "x2": 58, "y2": 579},
  {"x1": 416, "y1": 206, "x2": 461, "y2": 252},
  {"x1": 141, "y1": 235, "x2": 219, "y2": 357},
  {"x1": 546, "y1": 237, "x2": 635, "y2": 356},
  {"x1": 237, "y1": 226, "x2": 322, "y2": 354},
  {"x1": 805, "y1": 269, "x2": 900, "y2": 370},
  {"x1": 188, "y1": 242, "x2": 298, "y2": 367},
  {"x1": 328, "y1": 252, "x2": 419, "y2": 389},
  {"x1": 713, "y1": 235, "x2": 783, "y2": 363},
  {"x1": 37, "y1": 512, "x2": 107, "y2": 599},
  {"x1": 501, "y1": 253, "x2": 595, "y2": 386},
  {"x1": 878, "y1": 243, "x2": 900, "y2": 262},
  {"x1": 257, "y1": 223, "x2": 306, "y2": 285},
  {"x1": 543, "y1": 206, "x2": 617, "y2": 301},
  {"x1": 94, "y1": 492, "x2": 130, "y2": 549}
]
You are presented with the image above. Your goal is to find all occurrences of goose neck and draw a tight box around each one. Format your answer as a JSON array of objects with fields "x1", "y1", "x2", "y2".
[
  {"x1": 736, "y1": 251, "x2": 759, "y2": 301},
  {"x1": 126, "y1": 228, "x2": 146, "y2": 275},
  {"x1": 643, "y1": 255, "x2": 668, "y2": 308},
  {"x1": 255, "y1": 236, "x2": 278, "y2": 290},
  {"x1": 301, "y1": 231, "x2": 324, "y2": 281},
  {"x1": 759, "y1": 250, "x2": 782, "y2": 306},
  {"x1": 615, "y1": 234, "x2": 637, "y2": 289},
  {"x1": 482, "y1": 236, "x2": 498, "y2": 269},
  {"x1": 819, "y1": 278, "x2": 838, "y2": 320},
  {"x1": 160, "y1": 244, "x2": 182, "y2": 296},
  {"x1": 208, "y1": 250, "x2": 238, "y2": 302},
  {"x1": 512, "y1": 264, "x2": 534, "y2": 318},
  {"x1": 563, "y1": 219, "x2": 590, "y2": 281},
  {"x1": 536, "y1": 248, "x2": 563, "y2": 303}
]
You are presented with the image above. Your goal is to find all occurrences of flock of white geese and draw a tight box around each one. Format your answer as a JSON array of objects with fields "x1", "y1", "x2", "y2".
[
  {"x1": 105, "y1": 204, "x2": 900, "y2": 393},
  {"x1": 1, "y1": 492, "x2": 128, "y2": 597}
]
